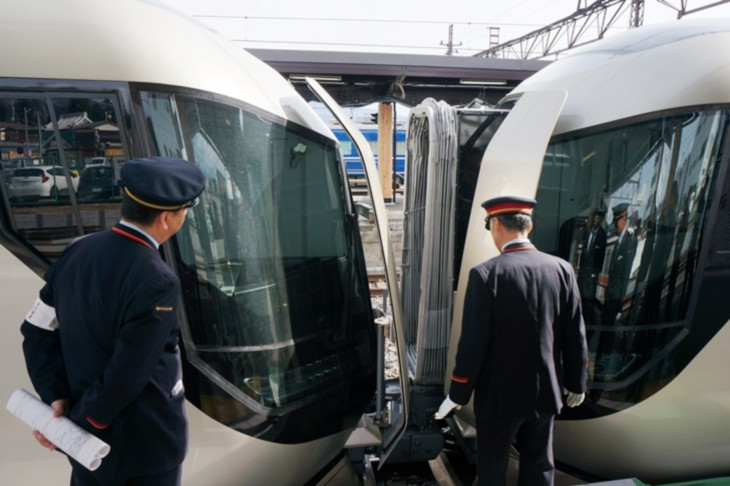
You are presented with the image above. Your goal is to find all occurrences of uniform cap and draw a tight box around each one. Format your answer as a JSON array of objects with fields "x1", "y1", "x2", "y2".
[
  {"x1": 121, "y1": 157, "x2": 205, "y2": 211},
  {"x1": 612, "y1": 202, "x2": 629, "y2": 219},
  {"x1": 481, "y1": 195, "x2": 536, "y2": 217}
]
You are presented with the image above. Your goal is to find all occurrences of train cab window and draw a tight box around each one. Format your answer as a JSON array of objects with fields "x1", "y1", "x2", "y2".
[
  {"x1": 0, "y1": 94, "x2": 126, "y2": 261},
  {"x1": 396, "y1": 138, "x2": 406, "y2": 158},
  {"x1": 140, "y1": 91, "x2": 375, "y2": 439},
  {"x1": 339, "y1": 139, "x2": 353, "y2": 156},
  {"x1": 532, "y1": 111, "x2": 725, "y2": 411},
  {"x1": 364, "y1": 138, "x2": 405, "y2": 159},
  {"x1": 367, "y1": 140, "x2": 379, "y2": 156}
]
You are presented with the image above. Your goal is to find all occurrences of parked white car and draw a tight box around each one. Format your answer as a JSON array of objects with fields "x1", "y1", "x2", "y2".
[
  {"x1": 7, "y1": 165, "x2": 79, "y2": 200},
  {"x1": 85, "y1": 156, "x2": 111, "y2": 168}
]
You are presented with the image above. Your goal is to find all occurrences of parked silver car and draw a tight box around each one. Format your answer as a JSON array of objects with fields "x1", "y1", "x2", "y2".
[{"x1": 7, "y1": 166, "x2": 79, "y2": 200}]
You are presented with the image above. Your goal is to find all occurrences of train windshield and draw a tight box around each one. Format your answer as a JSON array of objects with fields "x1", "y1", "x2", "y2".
[
  {"x1": 139, "y1": 91, "x2": 375, "y2": 439},
  {"x1": 533, "y1": 109, "x2": 725, "y2": 412}
]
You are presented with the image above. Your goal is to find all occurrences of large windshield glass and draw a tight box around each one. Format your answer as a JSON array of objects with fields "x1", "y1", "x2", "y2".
[
  {"x1": 533, "y1": 110, "x2": 724, "y2": 411},
  {"x1": 140, "y1": 91, "x2": 375, "y2": 428}
]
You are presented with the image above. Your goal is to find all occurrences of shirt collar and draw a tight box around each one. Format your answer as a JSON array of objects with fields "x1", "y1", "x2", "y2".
[
  {"x1": 501, "y1": 237, "x2": 531, "y2": 252},
  {"x1": 119, "y1": 220, "x2": 160, "y2": 249},
  {"x1": 618, "y1": 225, "x2": 628, "y2": 244}
]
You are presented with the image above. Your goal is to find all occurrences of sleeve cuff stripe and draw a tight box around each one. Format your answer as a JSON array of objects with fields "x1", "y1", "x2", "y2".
[
  {"x1": 451, "y1": 375, "x2": 469, "y2": 383},
  {"x1": 86, "y1": 417, "x2": 109, "y2": 429}
]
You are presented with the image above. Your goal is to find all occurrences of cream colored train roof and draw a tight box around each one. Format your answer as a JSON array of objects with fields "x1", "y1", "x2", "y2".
[{"x1": 510, "y1": 18, "x2": 730, "y2": 135}]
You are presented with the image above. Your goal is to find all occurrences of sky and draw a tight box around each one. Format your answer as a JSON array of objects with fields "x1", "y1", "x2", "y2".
[{"x1": 155, "y1": 0, "x2": 730, "y2": 57}]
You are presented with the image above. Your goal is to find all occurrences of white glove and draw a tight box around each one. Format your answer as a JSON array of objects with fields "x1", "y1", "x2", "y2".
[
  {"x1": 434, "y1": 396, "x2": 461, "y2": 420},
  {"x1": 564, "y1": 388, "x2": 585, "y2": 408}
]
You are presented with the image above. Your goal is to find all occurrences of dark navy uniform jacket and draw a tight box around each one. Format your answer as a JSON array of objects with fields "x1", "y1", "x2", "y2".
[
  {"x1": 579, "y1": 224, "x2": 607, "y2": 276},
  {"x1": 449, "y1": 242, "x2": 588, "y2": 420},
  {"x1": 21, "y1": 222, "x2": 187, "y2": 482},
  {"x1": 606, "y1": 230, "x2": 635, "y2": 301}
]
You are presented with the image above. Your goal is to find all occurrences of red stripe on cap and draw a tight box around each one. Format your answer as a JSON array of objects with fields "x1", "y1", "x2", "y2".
[
  {"x1": 486, "y1": 202, "x2": 533, "y2": 216},
  {"x1": 452, "y1": 375, "x2": 469, "y2": 383}
]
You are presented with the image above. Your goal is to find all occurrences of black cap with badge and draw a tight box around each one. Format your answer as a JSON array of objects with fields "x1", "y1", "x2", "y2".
[
  {"x1": 121, "y1": 157, "x2": 205, "y2": 211},
  {"x1": 612, "y1": 202, "x2": 629, "y2": 220}
]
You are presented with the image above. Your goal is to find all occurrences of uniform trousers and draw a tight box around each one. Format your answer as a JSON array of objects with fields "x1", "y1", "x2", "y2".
[
  {"x1": 70, "y1": 463, "x2": 182, "y2": 486},
  {"x1": 475, "y1": 413, "x2": 554, "y2": 486}
]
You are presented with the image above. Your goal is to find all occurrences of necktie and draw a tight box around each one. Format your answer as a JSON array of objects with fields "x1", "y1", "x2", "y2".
[{"x1": 587, "y1": 227, "x2": 595, "y2": 250}]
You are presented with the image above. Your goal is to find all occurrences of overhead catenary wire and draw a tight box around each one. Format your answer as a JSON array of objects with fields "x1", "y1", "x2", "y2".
[
  {"x1": 167, "y1": 1, "x2": 730, "y2": 56},
  {"x1": 190, "y1": 13, "x2": 544, "y2": 54}
]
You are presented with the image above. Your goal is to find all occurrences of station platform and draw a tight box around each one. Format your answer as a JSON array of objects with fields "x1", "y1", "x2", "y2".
[
  {"x1": 427, "y1": 447, "x2": 730, "y2": 486},
  {"x1": 377, "y1": 450, "x2": 729, "y2": 486}
]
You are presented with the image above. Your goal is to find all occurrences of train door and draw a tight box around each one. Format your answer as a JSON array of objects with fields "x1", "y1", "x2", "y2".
[{"x1": 307, "y1": 78, "x2": 411, "y2": 464}]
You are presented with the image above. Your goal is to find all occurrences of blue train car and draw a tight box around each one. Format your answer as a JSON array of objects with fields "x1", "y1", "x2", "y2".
[{"x1": 332, "y1": 126, "x2": 406, "y2": 181}]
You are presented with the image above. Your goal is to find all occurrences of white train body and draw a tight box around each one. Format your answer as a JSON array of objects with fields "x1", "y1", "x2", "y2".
[
  {"x1": 0, "y1": 1, "x2": 376, "y2": 484},
  {"x1": 445, "y1": 19, "x2": 730, "y2": 482}
]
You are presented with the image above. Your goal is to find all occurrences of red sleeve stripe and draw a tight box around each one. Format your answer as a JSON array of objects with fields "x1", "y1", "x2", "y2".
[
  {"x1": 451, "y1": 375, "x2": 469, "y2": 383},
  {"x1": 86, "y1": 416, "x2": 110, "y2": 429}
]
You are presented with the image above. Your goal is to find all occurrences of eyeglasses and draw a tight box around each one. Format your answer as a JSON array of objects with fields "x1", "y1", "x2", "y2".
[{"x1": 485, "y1": 215, "x2": 493, "y2": 231}]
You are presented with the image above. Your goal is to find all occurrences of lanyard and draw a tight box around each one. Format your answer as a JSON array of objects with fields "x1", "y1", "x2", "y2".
[{"x1": 111, "y1": 227, "x2": 156, "y2": 251}]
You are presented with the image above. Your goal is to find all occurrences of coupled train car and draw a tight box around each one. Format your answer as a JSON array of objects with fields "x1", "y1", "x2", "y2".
[
  {"x1": 4, "y1": 1, "x2": 730, "y2": 484},
  {"x1": 420, "y1": 18, "x2": 730, "y2": 483},
  {"x1": 0, "y1": 1, "x2": 380, "y2": 484}
]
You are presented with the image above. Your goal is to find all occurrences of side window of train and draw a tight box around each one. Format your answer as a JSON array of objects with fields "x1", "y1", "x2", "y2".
[
  {"x1": 533, "y1": 111, "x2": 725, "y2": 400},
  {"x1": 0, "y1": 94, "x2": 126, "y2": 261}
]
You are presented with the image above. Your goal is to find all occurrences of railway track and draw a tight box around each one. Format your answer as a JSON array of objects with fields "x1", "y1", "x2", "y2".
[{"x1": 368, "y1": 272, "x2": 391, "y2": 298}]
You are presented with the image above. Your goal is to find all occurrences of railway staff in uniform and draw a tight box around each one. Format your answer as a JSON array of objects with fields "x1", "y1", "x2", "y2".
[
  {"x1": 20, "y1": 157, "x2": 205, "y2": 486},
  {"x1": 598, "y1": 203, "x2": 635, "y2": 367},
  {"x1": 577, "y1": 209, "x2": 607, "y2": 327},
  {"x1": 604, "y1": 203, "x2": 635, "y2": 318},
  {"x1": 435, "y1": 196, "x2": 588, "y2": 486}
]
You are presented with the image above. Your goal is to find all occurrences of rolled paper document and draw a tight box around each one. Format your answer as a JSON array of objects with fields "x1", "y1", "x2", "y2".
[{"x1": 6, "y1": 388, "x2": 110, "y2": 471}]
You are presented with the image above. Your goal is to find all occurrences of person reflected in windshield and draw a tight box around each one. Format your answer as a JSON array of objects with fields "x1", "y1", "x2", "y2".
[
  {"x1": 597, "y1": 202, "x2": 635, "y2": 378},
  {"x1": 641, "y1": 182, "x2": 678, "y2": 324},
  {"x1": 577, "y1": 209, "x2": 607, "y2": 328}
]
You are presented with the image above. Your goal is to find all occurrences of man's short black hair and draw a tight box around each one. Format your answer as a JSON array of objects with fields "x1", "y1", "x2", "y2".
[
  {"x1": 496, "y1": 213, "x2": 532, "y2": 232},
  {"x1": 121, "y1": 193, "x2": 163, "y2": 226}
]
